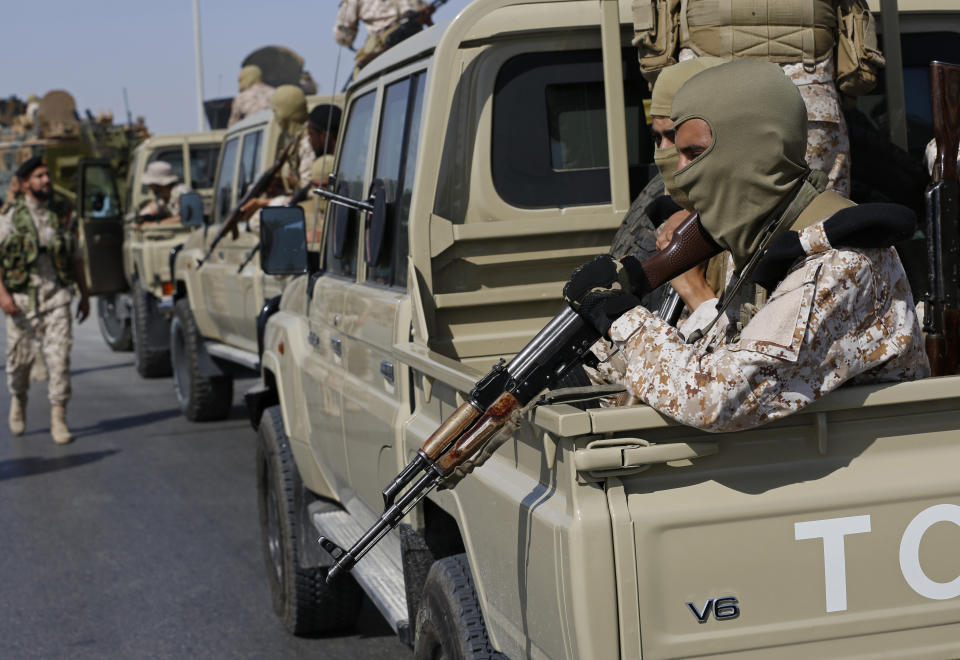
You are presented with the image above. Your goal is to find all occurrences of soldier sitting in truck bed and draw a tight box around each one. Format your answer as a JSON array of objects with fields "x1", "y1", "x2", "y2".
[{"x1": 576, "y1": 60, "x2": 929, "y2": 433}]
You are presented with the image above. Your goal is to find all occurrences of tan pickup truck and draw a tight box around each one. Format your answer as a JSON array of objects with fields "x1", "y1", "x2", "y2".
[
  {"x1": 247, "y1": 1, "x2": 960, "y2": 658},
  {"x1": 169, "y1": 97, "x2": 339, "y2": 421},
  {"x1": 94, "y1": 131, "x2": 223, "y2": 380}
]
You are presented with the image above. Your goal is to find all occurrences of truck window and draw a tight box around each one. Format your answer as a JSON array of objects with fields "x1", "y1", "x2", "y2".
[
  {"x1": 492, "y1": 49, "x2": 653, "y2": 209},
  {"x1": 189, "y1": 145, "x2": 220, "y2": 190},
  {"x1": 324, "y1": 91, "x2": 376, "y2": 279},
  {"x1": 366, "y1": 71, "x2": 426, "y2": 288},
  {"x1": 237, "y1": 129, "x2": 263, "y2": 200},
  {"x1": 141, "y1": 147, "x2": 184, "y2": 194},
  {"x1": 214, "y1": 137, "x2": 240, "y2": 224}
]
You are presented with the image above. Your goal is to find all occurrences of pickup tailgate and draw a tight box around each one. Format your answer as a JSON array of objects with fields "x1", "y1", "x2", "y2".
[{"x1": 590, "y1": 377, "x2": 960, "y2": 659}]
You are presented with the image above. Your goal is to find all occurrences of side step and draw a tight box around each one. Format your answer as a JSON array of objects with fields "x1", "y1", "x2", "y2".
[
  {"x1": 204, "y1": 341, "x2": 260, "y2": 371},
  {"x1": 309, "y1": 502, "x2": 408, "y2": 635}
]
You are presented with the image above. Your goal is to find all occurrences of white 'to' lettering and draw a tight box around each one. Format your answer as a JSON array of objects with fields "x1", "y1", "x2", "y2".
[
  {"x1": 899, "y1": 503, "x2": 960, "y2": 600},
  {"x1": 795, "y1": 515, "x2": 872, "y2": 612}
]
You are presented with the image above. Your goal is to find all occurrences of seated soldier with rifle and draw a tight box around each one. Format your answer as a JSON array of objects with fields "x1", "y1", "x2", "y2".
[
  {"x1": 575, "y1": 60, "x2": 928, "y2": 433},
  {"x1": 137, "y1": 161, "x2": 190, "y2": 226}
]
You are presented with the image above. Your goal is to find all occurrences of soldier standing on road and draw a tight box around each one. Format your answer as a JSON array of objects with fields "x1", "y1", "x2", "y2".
[
  {"x1": 228, "y1": 65, "x2": 276, "y2": 128},
  {"x1": 0, "y1": 156, "x2": 90, "y2": 443},
  {"x1": 632, "y1": 0, "x2": 885, "y2": 198},
  {"x1": 138, "y1": 161, "x2": 190, "y2": 225},
  {"x1": 335, "y1": 0, "x2": 428, "y2": 76}
]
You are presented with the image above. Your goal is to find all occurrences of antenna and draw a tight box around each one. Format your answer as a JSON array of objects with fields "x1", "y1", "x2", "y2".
[
  {"x1": 193, "y1": 0, "x2": 206, "y2": 131},
  {"x1": 122, "y1": 86, "x2": 132, "y2": 126}
]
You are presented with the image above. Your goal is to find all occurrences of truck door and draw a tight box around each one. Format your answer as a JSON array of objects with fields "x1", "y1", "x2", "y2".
[
  {"x1": 302, "y1": 89, "x2": 379, "y2": 493},
  {"x1": 78, "y1": 158, "x2": 126, "y2": 295},
  {"x1": 341, "y1": 71, "x2": 426, "y2": 511}
]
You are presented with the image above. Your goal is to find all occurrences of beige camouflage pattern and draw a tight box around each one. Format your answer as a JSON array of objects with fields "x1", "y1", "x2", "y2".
[
  {"x1": 334, "y1": 0, "x2": 424, "y2": 47},
  {"x1": 228, "y1": 82, "x2": 276, "y2": 127},
  {"x1": 679, "y1": 50, "x2": 850, "y2": 196},
  {"x1": 151, "y1": 182, "x2": 191, "y2": 219},
  {"x1": 296, "y1": 131, "x2": 316, "y2": 189},
  {"x1": 593, "y1": 218, "x2": 929, "y2": 432},
  {"x1": 5, "y1": 303, "x2": 72, "y2": 404}
]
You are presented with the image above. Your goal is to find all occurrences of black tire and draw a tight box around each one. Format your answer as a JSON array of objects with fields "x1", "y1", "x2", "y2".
[
  {"x1": 414, "y1": 554, "x2": 505, "y2": 660},
  {"x1": 257, "y1": 406, "x2": 362, "y2": 636},
  {"x1": 97, "y1": 295, "x2": 132, "y2": 351},
  {"x1": 132, "y1": 281, "x2": 172, "y2": 378},
  {"x1": 608, "y1": 173, "x2": 672, "y2": 313},
  {"x1": 170, "y1": 298, "x2": 233, "y2": 421}
]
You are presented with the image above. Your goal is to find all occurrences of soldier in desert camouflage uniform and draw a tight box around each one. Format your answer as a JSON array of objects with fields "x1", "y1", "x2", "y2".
[
  {"x1": 137, "y1": 161, "x2": 191, "y2": 225},
  {"x1": 575, "y1": 61, "x2": 927, "y2": 432},
  {"x1": 228, "y1": 65, "x2": 276, "y2": 128},
  {"x1": 0, "y1": 157, "x2": 90, "y2": 443}
]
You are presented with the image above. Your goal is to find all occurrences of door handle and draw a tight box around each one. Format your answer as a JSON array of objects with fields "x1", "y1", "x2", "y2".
[
  {"x1": 574, "y1": 438, "x2": 718, "y2": 478},
  {"x1": 330, "y1": 337, "x2": 342, "y2": 357},
  {"x1": 380, "y1": 360, "x2": 394, "y2": 384}
]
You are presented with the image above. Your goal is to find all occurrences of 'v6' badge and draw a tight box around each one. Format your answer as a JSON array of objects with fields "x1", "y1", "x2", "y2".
[{"x1": 686, "y1": 596, "x2": 740, "y2": 624}]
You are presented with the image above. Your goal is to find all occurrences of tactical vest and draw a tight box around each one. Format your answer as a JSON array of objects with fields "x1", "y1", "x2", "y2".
[
  {"x1": 680, "y1": 0, "x2": 837, "y2": 69},
  {"x1": 0, "y1": 196, "x2": 76, "y2": 293}
]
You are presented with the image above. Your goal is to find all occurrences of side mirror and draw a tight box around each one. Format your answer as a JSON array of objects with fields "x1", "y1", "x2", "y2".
[
  {"x1": 260, "y1": 206, "x2": 308, "y2": 275},
  {"x1": 180, "y1": 192, "x2": 205, "y2": 227},
  {"x1": 364, "y1": 179, "x2": 390, "y2": 266}
]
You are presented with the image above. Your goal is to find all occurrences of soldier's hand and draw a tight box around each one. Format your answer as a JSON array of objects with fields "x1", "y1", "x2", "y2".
[
  {"x1": 0, "y1": 293, "x2": 19, "y2": 316},
  {"x1": 76, "y1": 296, "x2": 90, "y2": 324}
]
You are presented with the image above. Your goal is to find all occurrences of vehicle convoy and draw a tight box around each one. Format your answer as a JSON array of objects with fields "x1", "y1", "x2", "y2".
[
  {"x1": 95, "y1": 131, "x2": 224, "y2": 378},
  {"x1": 246, "y1": 1, "x2": 960, "y2": 658},
  {"x1": 169, "y1": 96, "x2": 340, "y2": 421}
]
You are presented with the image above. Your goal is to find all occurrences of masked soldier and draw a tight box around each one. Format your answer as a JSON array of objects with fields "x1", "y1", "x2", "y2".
[
  {"x1": 632, "y1": 0, "x2": 885, "y2": 199},
  {"x1": 573, "y1": 61, "x2": 927, "y2": 432},
  {"x1": 335, "y1": 0, "x2": 428, "y2": 77},
  {"x1": 228, "y1": 65, "x2": 276, "y2": 128},
  {"x1": 0, "y1": 156, "x2": 90, "y2": 443}
]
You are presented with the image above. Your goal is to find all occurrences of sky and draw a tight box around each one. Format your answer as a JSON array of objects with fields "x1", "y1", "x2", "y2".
[{"x1": 4, "y1": 0, "x2": 473, "y2": 135}]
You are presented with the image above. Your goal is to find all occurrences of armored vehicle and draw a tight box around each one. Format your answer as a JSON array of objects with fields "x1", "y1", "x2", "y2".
[
  {"x1": 94, "y1": 131, "x2": 223, "y2": 379},
  {"x1": 168, "y1": 95, "x2": 340, "y2": 421},
  {"x1": 248, "y1": 0, "x2": 960, "y2": 657}
]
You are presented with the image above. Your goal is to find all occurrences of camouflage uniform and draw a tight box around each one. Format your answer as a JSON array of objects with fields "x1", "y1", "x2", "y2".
[
  {"x1": 152, "y1": 183, "x2": 191, "y2": 219},
  {"x1": 335, "y1": 0, "x2": 425, "y2": 74},
  {"x1": 228, "y1": 82, "x2": 276, "y2": 127},
  {"x1": 296, "y1": 131, "x2": 316, "y2": 189},
  {"x1": 679, "y1": 49, "x2": 850, "y2": 196},
  {"x1": 593, "y1": 218, "x2": 929, "y2": 432},
  {"x1": 0, "y1": 196, "x2": 78, "y2": 405}
]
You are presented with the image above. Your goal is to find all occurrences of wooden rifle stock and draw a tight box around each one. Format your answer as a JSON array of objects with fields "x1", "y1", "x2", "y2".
[
  {"x1": 638, "y1": 212, "x2": 721, "y2": 291},
  {"x1": 925, "y1": 61, "x2": 960, "y2": 375}
]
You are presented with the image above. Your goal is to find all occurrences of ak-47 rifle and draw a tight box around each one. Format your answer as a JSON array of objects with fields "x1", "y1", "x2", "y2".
[
  {"x1": 199, "y1": 133, "x2": 301, "y2": 267},
  {"x1": 319, "y1": 212, "x2": 721, "y2": 582},
  {"x1": 355, "y1": 0, "x2": 450, "y2": 70},
  {"x1": 924, "y1": 60, "x2": 960, "y2": 376}
]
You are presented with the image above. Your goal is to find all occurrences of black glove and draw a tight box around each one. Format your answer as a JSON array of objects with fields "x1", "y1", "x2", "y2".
[
  {"x1": 578, "y1": 290, "x2": 642, "y2": 337},
  {"x1": 563, "y1": 255, "x2": 618, "y2": 303}
]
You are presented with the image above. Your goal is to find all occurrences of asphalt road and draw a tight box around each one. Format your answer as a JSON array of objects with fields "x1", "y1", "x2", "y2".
[{"x1": 0, "y1": 307, "x2": 412, "y2": 660}]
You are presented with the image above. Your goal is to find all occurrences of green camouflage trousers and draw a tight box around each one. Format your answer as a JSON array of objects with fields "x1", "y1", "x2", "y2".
[{"x1": 5, "y1": 303, "x2": 72, "y2": 405}]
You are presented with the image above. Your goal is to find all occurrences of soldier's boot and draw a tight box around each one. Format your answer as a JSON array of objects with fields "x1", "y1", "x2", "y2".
[
  {"x1": 50, "y1": 404, "x2": 73, "y2": 445},
  {"x1": 8, "y1": 396, "x2": 26, "y2": 436}
]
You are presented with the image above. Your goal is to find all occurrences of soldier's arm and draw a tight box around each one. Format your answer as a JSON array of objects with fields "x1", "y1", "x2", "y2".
[
  {"x1": 0, "y1": 274, "x2": 19, "y2": 316},
  {"x1": 334, "y1": 0, "x2": 360, "y2": 47}
]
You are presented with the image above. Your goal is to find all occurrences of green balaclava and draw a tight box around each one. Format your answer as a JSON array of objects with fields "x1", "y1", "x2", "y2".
[
  {"x1": 671, "y1": 60, "x2": 809, "y2": 271},
  {"x1": 649, "y1": 57, "x2": 725, "y2": 208},
  {"x1": 238, "y1": 65, "x2": 262, "y2": 92},
  {"x1": 272, "y1": 85, "x2": 308, "y2": 135}
]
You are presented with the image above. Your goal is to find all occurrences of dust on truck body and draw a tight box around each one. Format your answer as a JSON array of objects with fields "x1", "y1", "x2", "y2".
[{"x1": 253, "y1": 0, "x2": 960, "y2": 657}]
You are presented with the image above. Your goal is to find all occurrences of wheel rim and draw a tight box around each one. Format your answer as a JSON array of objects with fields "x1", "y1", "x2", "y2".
[
  {"x1": 97, "y1": 296, "x2": 126, "y2": 343},
  {"x1": 263, "y1": 457, "x2": 284, "y2": 586},
  {"x1": 170, "y1": 316, "x2": 190, "y2": 407}
]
